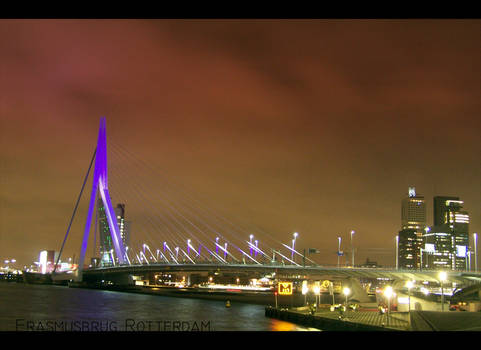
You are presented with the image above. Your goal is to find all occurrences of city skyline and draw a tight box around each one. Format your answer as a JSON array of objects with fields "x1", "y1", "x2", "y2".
[{"x1": 1, "y1": 19, "x2": 480, "y2": 268}]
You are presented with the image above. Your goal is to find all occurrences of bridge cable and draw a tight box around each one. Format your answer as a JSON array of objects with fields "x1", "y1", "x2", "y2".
[{"x1": 53, "y1": 147, "x2": 96, "y2": 274}]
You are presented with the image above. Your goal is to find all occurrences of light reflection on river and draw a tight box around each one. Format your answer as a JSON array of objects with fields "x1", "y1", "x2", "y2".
[{"x1": 0, "y1": 283, "x2": 320, "y2": 331}]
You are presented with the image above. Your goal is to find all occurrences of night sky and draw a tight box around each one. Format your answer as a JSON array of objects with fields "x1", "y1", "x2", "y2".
[{"x1": 1, "y1": 19, "x2": 480, "y2": 268}]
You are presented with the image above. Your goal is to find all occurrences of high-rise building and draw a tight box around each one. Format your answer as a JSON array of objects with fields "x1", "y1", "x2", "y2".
[
  {"x1": 401, "y1": 187, "x2": 426, "y2": 230},
  {"x1": 423, "y1": 197, "x2": 470, "y2": 271},
  {"x1": 433, "y1": 196, "x2": 459, "y2": 227},
  {"x1": 398, "y1": 229, "x2": 420, "y2": 269},
  {"x1": 98, "y1": 200, "x2": 130, "y2": 266},
  {"x1": 398, "y1": 187, "x2": 426, "y2": 269},
  {"x1": 423, "y1": 226, "x2": 453, "y2": 269}
]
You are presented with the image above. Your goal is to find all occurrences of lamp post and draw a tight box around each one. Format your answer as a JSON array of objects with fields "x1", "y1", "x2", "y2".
[
  {"x1": 384, "y1": 286, "x2": 393, "y2": 325},
  {"x1": 337, "y1": 236, "x2": 342, "y2": 268},
  {"x1": 439, "y1": 271, "x2": 447, "y2": 312},
  {"x1": 406, "y1": 280, "x2": 413, "y2": 315},
  {"x1": 350, "y1": 230, "x2": 355, "y2": 267},
  {"x1": 395, "y1": 235, "x2": 399, "y2": 270},
  {"x1": 302, "y1": 281, "x2": 308, "y2": 306},
  {"x1": 421, "y1": 227, "x2": 430, "y2": 270},
  {"x1": 474, "y1": 233, "x2": 478, "y2": 273},
  {"x1": 313, "y1": 284, "x2": 320, "y2": 308},
  {"x1": 343, "y1": 287, "x2": 350, "y2": 314}
]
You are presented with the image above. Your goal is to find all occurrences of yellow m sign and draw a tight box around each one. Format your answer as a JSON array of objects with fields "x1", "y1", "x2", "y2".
[{"x1": 278, "y1": 282, "x2": 293, "y2": 295}]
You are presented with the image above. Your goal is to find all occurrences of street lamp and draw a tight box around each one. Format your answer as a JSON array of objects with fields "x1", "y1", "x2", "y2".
[
  {"x1": 350, "y1": 231, "x2": 355, "y2": 267},
  {"x1": 395, "y1": 235, "x2": 399, "y2": 270},
  {"x1": 421, "y1": 227, "x2": 430, "y2": 270},
  {"x1": 406, "y1": 280, "x2": 414, "y2": 314},
  {"x1": 384, "y1": 286, "x2": 393, "y2": 324},
  {"x1": 337, "y1": 236, "x2": 342, "y2": 268},
  {"x1": 439, "y1": 271, "x2": 447, "y2": 312},
  {"x1": 474, "y1": 233, "x2": 478, "y2": 273},
  {"x1": 343, "y1": 287, "x2": 350, "y2": 313},
  {"x1": 313, "y1": 284, "x2": 321, "y2": 308},
  {"x1": 302, "y1": 281, "x2": 309, "y2": 306}
]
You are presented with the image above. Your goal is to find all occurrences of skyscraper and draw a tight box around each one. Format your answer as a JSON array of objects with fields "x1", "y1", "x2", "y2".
[
  {"x1": 401, "y1": 187, "x2": 426, "y2": 230},
  {"x1": 433, "y1": 196, "x2": 459, "y2": 227},
  {"x1": 98, "y1": 200, "x2": 130, "y2": 266},
  {"x1": 398, "y1": 187, "x2": 426, "y2": 269},
  {"x1": 114, "y1": 203, "x2": 130, "y2": 249},
  {"x1": 424, "y1": 197, "x2": 470, "y2": 271}
]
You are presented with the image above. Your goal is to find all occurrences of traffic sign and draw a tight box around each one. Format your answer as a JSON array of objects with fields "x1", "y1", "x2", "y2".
[{"x1": 278, "y1": 282, "x2": 293, "y2": 295}]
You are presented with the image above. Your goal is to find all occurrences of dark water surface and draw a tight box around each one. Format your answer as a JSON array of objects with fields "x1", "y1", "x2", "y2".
[{"x1": 0, "y1": 283, "x2": 319, "y2": 331}]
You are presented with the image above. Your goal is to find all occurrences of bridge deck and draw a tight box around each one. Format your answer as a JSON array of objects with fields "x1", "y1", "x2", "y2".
[{"x1": 84, "y1": 264, "x2": 481, "y2": 284}]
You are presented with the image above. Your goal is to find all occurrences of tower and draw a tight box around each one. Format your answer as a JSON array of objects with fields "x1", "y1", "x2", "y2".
[
  {"x1": 398, "y1": 187, "x2": 426, "y2": 269},
  {"x1": 98, "y1": 202, "x2": 130, "y2": 266},
  {"x1": 78, "y1": 118, "x2": 125, "y2": 278},
  {"x1": 433, "y1": 196, "x2": 459, "y2": 227},
  {"x1": 425, "y1": 197, "x2": 470, "y2": 271}
]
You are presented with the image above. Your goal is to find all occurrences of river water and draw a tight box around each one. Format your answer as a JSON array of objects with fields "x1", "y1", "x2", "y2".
[{"x1": 0, "y1": 283, "x2": 319, "y2": 331}]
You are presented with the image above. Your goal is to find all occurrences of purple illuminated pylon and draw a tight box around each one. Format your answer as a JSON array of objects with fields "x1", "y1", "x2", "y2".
[{"x1": 78, "y1": 118, "x2": 125, "y2": 276}]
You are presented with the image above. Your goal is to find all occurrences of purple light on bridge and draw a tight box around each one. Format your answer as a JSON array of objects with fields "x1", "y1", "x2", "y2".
[
  {"x1": 79, "y1": 118, "x2": 125, "y2": 275},
  {"x1": 249, "y1": 234, "x2": 254, "y2": 256}
]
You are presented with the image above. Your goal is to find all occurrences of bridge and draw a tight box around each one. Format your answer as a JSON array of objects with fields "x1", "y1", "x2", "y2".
[{"x1": 51, "y1": 118, "x2": 481, "y2": 304}]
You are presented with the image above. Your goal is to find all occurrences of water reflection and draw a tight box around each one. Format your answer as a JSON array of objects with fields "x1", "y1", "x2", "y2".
[{"x1": 0, "y1": 284, "x2": 320, "y2": 331}]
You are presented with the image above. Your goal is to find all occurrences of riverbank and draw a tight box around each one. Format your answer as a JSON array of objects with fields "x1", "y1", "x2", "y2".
[
  {"x1": 265, "y1": 306, "x2": 481, "y2": 331},
  {"x1": 265, "y1": 306, "x2": 405, "y2": 331}
]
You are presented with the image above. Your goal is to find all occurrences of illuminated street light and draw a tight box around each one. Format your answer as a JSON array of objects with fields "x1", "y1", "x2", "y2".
[
  {"x1": 421, "y1": 227, "x2": 431, "y2": 271},
  {"x1": 474, "y1": 233, "x2": 478, "y2": 273},
  {"x1": 337, "y1": 237, "x2": 342, "y2": 268},
  {"x1": 350, "y1": 231, "x2": 355, "y2": 267},
  {"x1": 439, "y1": 271, "x2": 447, "y2": 312},
  {"x1": 395, "y1": 235, "x2": 399, "y2": 270},
  {"x1": 406, "y1": 280, "x2": 414, "y2": 314},
  {"x1": 343, "y1": 287, "x2": 351, "y2": 312},
  {"x1": 302, "y1": 281, "x2": 309, "y2": 305},
  {"x1": 313, "y1": 283, "x2": 321, "y2": 307},
  {"x1": 384, "y1": 286, "x2": 393, "y2": 323}
]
